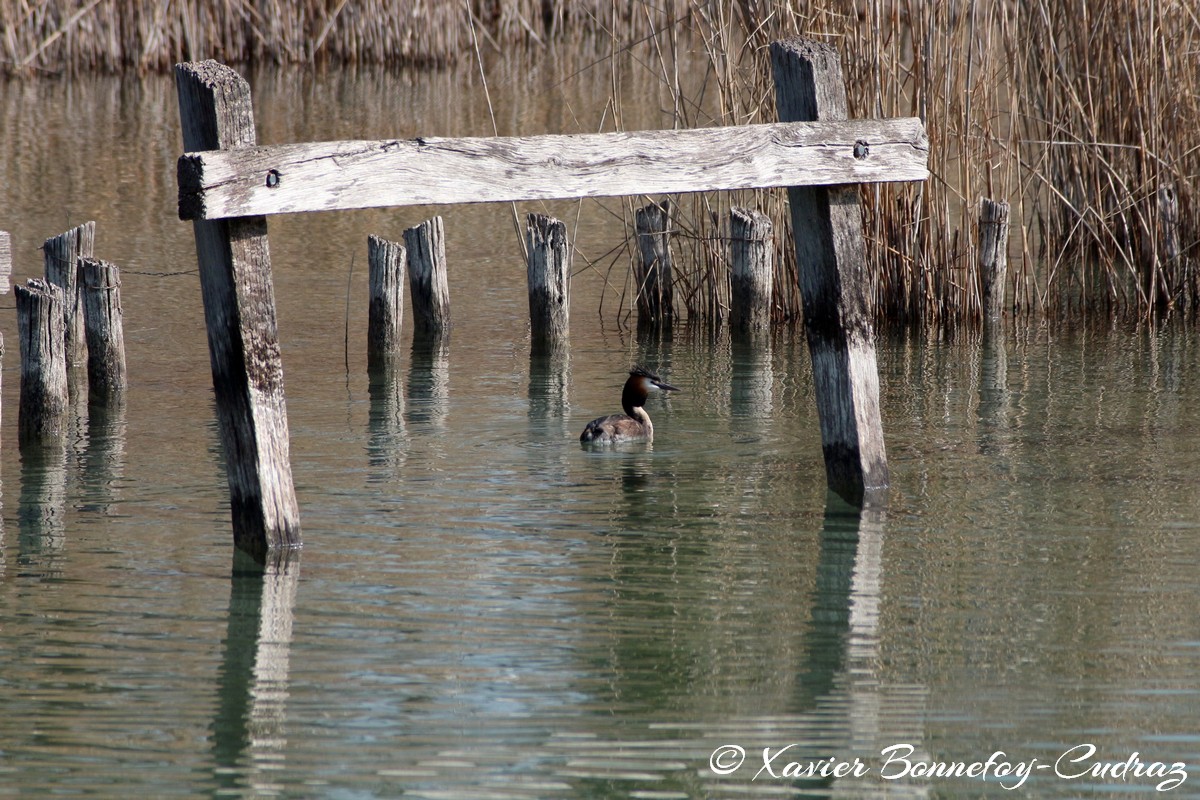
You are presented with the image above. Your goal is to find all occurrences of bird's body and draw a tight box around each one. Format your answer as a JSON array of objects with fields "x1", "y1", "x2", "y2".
[{"x1": 580, "y1": 367, "x2": 678, "y2": 444}]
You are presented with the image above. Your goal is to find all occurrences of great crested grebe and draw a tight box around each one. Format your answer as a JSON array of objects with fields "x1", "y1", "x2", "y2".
[{"x1": 580, "y1": 366, "x2": 679, "y2": 444}]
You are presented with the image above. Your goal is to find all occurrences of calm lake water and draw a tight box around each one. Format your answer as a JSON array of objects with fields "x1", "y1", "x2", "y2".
[{"x1": 2, "y1": 52, "x2": 1199, "y2": 799}]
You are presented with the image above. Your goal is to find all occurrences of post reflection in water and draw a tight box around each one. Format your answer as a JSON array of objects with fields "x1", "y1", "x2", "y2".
[
  {"x1": 405, "y1": 335, "x2": 450, "y2": 431},
  {"x1": 79, "y1": 397, "x2": 127, "y2": 514},
  {"x1": 17, "y1": 438, "x2": 68, "y2": 572},
  {"x1": 366, "y1": 363, "x2": 407, "y2": 482},
  {"x1": 528, "y1": 346, "x2": 570, "y2": 437},
  {"x1": 211, "y1": 548, "x2": 301, "y2": 796}
]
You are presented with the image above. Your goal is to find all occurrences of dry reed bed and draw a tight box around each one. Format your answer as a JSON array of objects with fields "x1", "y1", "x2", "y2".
[{"x1": 3, "y1": 0, "x2": 1197, "y2": 324}]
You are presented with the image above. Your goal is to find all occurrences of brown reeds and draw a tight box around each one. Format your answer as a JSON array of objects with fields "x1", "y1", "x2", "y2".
[{"x1": 4, "y1": 0, "x2": 1198, "y2": 325}]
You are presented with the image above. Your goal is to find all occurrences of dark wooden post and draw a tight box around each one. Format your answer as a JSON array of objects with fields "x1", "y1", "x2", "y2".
[
  {"x1": 403, "y1": 216, "x2": 451, "y2": 340},
  {"x1": 772, "y1": 38, "x2": 888, "y2": 505},
  {"x1": 80, "y1": 258, "x2": 127, "y2": 402},
  {"x1": 978, "y1": 198, "x2": 1010, "y2": 322},
  {"x1": 42, "y1": 220, "x2": 94, "y2": 370},
  {"x1": 634, "y1": 199, "x2": 675, "y2": 329},
  {"x1": 16, "y1": 278, "x2": 68, "y2": 446},
  {"x1": 175, "y1": 60, "x2": 301, "y2": 559},
  {"x1": 729, "y1": 207, "x2": 774, "y2": 333},
  {"x1": 525, "y1": 213, "x2": 570, "y2": 353},
  {"x1": 0, "y1": 231, "x2": 9, "y2": 441},
  {"x1": 367, "y1": 234, "x2": 405, "y2": 373}
]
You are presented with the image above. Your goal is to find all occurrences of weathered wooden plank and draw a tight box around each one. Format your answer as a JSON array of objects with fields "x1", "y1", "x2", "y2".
[
  {"x1": 178, "y1": 117, "x2": 929, "y2": 220},
  {"x1": 175, "y1": 59, "x2": 301, "y2": 560},
  {"x1": 773, "y1": 37, "x2": 889, "y2": 506}
]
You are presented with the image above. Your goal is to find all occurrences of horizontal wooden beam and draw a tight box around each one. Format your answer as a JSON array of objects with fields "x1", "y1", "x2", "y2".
[{"x1": 178, "y1": 118, "x2": 928, "y2": 220}]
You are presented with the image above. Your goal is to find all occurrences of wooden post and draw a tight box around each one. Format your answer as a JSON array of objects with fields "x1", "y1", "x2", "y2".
[
  {"x1": 772, "y1": 38, "x2": 888, "y2": 505},
  {"x1": 403, "y1": 216, "x2": 451, "y2": 340},
  {"x1": 634, "y1": 200, "x2": 675, "y2": 329},
  {"x1": 16, "y1": 278, "x2": 68, "y2": 446},
  {"x1": 0, "y1": 231, "x2": 9, "y2": 443},
  {"x1": 0, "y1": 230, "x2": 12, "y2": 294},
  {"x1": 729, "y1": 207, "x2": 774, "y2": 333},
  {"x1": 525, "y1": 213, "x2": 570, "y2": 353},
  {"x1": 367, "y1": 234, "x2": 405, "y2": 373},
  {"x1": 978, "y1": 198, "x2": 1010, "y2": 322},
  {"x1": 79, "y1": 258, "x2": 127, "y2": 402},
  {"x1": 175, "y1": 60, "x2": 301, "y2": 559},
  {"x1": 42, "y1": 221, "x2": 94, "y2": 370}
]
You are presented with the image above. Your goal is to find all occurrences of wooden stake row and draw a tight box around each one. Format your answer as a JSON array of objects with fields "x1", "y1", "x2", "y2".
[
  {"x1": 365, "y1": 203, "x2": 778, "y2": 366},
  {"x1": 7, "y1": 223, "x2": 128, "y2": 449}
]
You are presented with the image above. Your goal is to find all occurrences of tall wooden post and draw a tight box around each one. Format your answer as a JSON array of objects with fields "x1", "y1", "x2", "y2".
[
  {"x1": 525, "y1": 213, "x2": 570, "y2": 353},
  {"x1": 175, "y1": 60, "x2": 301, "y2": 559},
  {"x1": 42, "y1": 220, "x2": 94, "y2": 370},
  {"x1": 771, "y1": 38, "x2": 888, "y2": 505},
  {"x1": 978, "y1": 198, "x2": 1010, "y2": 322}
]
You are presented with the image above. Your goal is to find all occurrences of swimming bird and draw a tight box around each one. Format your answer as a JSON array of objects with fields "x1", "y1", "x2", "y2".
[{"x1": 580, "y1": 366, "x2": 679, "y2": 444}]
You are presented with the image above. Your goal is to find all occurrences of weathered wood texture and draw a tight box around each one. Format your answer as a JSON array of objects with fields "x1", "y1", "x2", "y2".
[
  {"x1": 42, "y1": 221, "x2": 94, "y2": 369},
  {"x1": 978, "y1": 198, "x2": 1010, "y2": 322},
  {"x1": 634, "y1": 200, "x2": 675, "y2": 329},
  {"x1": 403, "y1": 216, "x2": 451, "y2": 339},
  {"x1": 178, "y1": 118, "x2": 930, "y2": 220},
  {"x1": 772, "y1": 37, "x2": 889, "y2": 505},
  {"x1": 728, "y1": 207, "x2": 774, "y2": 333},
  {"x1": 176, "y1": 59, "x2": 301, "y2": 559},
  {"x1": 79, "y1": 258, "x2": 127, "y2": 401},
  {"x1": 525, "y1": 213, "x2": 570, "y2": 351},
  {"x1": 16, "y1": 278, "x2": 68, "y2": 445},
  {"x1": 367, "y1": 234, "x2": 405, "y2": 373},
  {"x1": 0, "y1": 230, "x2": 12, "y2": 294}
]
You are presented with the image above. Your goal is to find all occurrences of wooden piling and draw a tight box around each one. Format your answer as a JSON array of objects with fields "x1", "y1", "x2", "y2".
[
  {"x1": 0, "y1": 230, "x2": 12, "y2": 294},
  {"x1": 978, "y1": 198, "x2": 1010, "y2": 322},
  {"x1": 771, "y1": 37, "x2": 889, "y2": 505},
  {"x1": 16, "y1": 278, "x2": 68, "y2": 446},
  {"x1": 367, "y1": 234, "x2": 406, "y2": 373},
  {"x1": 525, "y1": 213, "x2": 570, "y2": 352},
  {"x1": 79, "y1": 258, "x2": 127, "y2": 402},
  {"x1": 729, "y1": 207, "x2": 774, "y2": 333},
  {"x1": 634, "y1": 200, "x2": 675, "y2": 329},
  {"x1": 175, "y1": 60, "x2": 301, "y2": 559},
  {"x1": 403, "y1": 216, "x2": 451, "y2": 339},
  {"x1": 42, "y1": 221, "x2": 94, "y2": 370}
]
